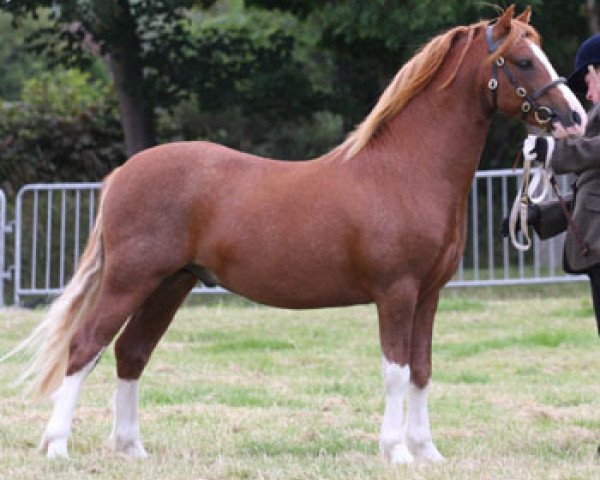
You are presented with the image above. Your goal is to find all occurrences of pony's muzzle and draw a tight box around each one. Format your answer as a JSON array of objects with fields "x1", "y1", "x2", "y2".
[{"x1": 551, "y1": 108, "x2": 587, "y2": 138}]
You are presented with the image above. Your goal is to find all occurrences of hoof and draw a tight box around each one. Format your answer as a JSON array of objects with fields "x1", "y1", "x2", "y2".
[
  {"x1": 110, "y1": 435, "x2": 148, "y2": 459},
  {"x1": 413, "y1": 443, "x2": 446, "y2": 463},
  {"x1": 39, "y1": 434, "x2": 69, "y2": 459},
  {"x1": 384, "y1": 443, "x2": 415, "y2": 464},
  {"x1": 407, "y1": 437, "x2": 445, "y2": 463}
]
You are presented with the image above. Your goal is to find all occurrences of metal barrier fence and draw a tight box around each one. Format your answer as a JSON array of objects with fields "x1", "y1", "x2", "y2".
[
  {"x1": 14, "y1": 183, "x2": 102, "y2": 305},
  {"x1": 0, "y1": 170, "x2": 586, "y2": 306},
  {"x1": 0, "y1": 190, "x2": 10, "y2": 307},
  {"x1": 453, "y1": 168, "x2": 586, "y2": 286},
  {"x1": 12, "y1": 183, "x2": 225, "y2": 306}
]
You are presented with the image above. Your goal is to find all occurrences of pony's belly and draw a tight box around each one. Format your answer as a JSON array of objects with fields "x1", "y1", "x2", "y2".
[
  {"x1": 204, "y1": 262, "x2": 372, "y2": 309},
  {"x1": 229, "y1": 284, "x2": 372, "y2": 309}
]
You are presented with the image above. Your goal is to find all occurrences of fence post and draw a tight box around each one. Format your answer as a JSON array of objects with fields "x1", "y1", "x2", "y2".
[
  {"x1": 13, "y1": 188, "x2": 23, "y2": 307},
  {"x1": 0, "y1": 190, "x2": 5, "y2": 307}
]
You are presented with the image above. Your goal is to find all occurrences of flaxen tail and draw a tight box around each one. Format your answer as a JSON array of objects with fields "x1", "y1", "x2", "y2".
[{"x1": 2, "y1": 174, "x2": 115, "y2": 400}]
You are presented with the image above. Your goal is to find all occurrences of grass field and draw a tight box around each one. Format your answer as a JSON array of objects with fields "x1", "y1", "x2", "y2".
[{"x1": 0, "y1": 285, "x2": 598, "y2": 479}]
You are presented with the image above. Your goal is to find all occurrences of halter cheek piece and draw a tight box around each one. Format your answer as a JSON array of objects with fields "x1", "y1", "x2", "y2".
[{"x1": 485, "y1": 25, "x2": 566, "y2": 125}]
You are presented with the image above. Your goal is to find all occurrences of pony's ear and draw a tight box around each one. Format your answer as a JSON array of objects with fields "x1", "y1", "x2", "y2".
[
  {"x1": 494, "y1": 4, "x2": 515, "y2": 37},
  {"x1": 516, "y1": 6, "x2": 532, "y2": 24}
]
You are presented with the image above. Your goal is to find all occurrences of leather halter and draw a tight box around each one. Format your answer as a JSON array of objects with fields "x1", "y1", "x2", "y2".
[{"x1": 485, "y1": 25, "x2": 566, "y2": 125}]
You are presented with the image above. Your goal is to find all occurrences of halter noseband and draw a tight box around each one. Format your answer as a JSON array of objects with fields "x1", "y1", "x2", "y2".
[{"x1": 485, "y1": 25, "x2": 566, "y2": 125}]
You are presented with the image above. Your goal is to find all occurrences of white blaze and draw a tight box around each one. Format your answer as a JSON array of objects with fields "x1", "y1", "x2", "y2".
[{"x1": 528, "y1": 40, "x2": 587, "y2": 136}]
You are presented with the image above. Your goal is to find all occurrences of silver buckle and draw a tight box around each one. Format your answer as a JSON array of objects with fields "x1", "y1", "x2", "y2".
[{"x1": 534, "y1": 106, "x2": 553, "y2": 124}]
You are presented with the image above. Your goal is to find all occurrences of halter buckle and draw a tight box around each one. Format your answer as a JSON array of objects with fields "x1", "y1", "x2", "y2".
[
  {"x1": 488, "y1": 78, "x2": 498, "y2": 91},
  {"x1": 495, "y1": 56, "x2": 505, "y2": 67},
  {"x1": 521, "y1": 101, "x2": 531, "y2": 113},
  {"x1": 516, "y1": 87, "x2": 527, "y2": 98},
  {"x1": 534, "y1": 106, "x2": 553, "y2": 125}
]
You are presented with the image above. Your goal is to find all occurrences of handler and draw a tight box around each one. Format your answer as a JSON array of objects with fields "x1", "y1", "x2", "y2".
[{"x1": 525, "y1": 33, "x2": 600, "y2": 335}]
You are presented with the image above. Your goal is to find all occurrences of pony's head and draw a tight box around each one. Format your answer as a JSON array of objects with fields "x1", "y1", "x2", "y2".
[{"x1": 480, "y1": 6, "x2": 586, "y2": 137}]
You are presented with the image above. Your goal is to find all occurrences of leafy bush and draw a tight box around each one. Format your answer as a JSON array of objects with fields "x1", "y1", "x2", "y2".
[{"x1": 0, "y1": 69, "x2": 125, "y2": 195}]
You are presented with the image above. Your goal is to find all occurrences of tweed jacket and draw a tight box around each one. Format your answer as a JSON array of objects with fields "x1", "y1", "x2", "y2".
[{"x1": 550, "y1": 102, "x2": 600, "y2": 272}]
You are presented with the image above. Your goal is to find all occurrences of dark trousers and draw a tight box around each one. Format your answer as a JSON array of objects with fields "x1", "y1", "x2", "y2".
[
  {"x1": 586, "y1": 265, "x2": 600, "y2": 335},
  {"x1": 586, "y1": 267, "x2": 600, "y2": 457}
]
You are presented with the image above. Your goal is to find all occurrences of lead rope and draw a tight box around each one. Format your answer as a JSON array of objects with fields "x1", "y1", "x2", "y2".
[{"x1": 508, "y1": 143, "x2": 553, "y2": 251}]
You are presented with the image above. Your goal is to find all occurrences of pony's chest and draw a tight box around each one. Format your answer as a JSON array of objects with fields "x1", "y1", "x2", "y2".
[{"x1": 365, "y1": 209, "x2": 468, "y2": 272}]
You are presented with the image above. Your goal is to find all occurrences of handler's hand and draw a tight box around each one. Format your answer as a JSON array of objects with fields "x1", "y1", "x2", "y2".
[
  {"x1": 523, "y1": 134, "x2": 555, "y2": 167},
  {"x1": 552, "y1": 123, "x2": 568, "y2": 139}
]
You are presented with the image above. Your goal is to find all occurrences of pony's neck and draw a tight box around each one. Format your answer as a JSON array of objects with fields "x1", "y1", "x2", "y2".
[
  {"x1": 396, "y1": 78, "x2": 490, "y2": 177},
  {"x1": 347, "y1": 48, "x2": 492, "y2": 193}
]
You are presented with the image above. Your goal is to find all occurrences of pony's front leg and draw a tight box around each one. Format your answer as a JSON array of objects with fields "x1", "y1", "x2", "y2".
[
  {"x1": 406, "y1": 290, "x2": 445, "y2": 462},
  {"x1": 39, "y1": 350, "x2": 104, "y2": 458},
  {"x1": 406, "y1": 383, "x2": 444, "y2": 462},
  {"x1": 376, "y1": 282, "x2": 418, "y2": 464},
  {"x1": 380, "y1": 358, "x2": 413, "y2": 463}
]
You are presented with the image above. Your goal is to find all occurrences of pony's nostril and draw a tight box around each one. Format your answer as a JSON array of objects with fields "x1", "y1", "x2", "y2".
[{"x1": 572, "y1": 110, "x2": 582, "y2": 126}]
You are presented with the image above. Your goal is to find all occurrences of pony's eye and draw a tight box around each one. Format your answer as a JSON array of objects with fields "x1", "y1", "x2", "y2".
[{"x1": 517, "y1": 59, "x2": 533, "y2": 70}]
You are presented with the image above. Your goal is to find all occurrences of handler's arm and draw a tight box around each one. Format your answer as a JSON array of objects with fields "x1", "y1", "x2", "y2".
[{"x1": 550, "y1": 136, "x2": 600, "y2": 174}]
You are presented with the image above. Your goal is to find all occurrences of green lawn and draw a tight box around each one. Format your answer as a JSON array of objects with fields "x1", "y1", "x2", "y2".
[{"x1": 0, "y1": 285, "x2": 598, "y2": 479}]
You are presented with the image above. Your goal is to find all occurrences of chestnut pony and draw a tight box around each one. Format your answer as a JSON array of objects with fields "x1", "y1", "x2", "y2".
[{"x1": 7, "y1": 7, "x2": 586, "y2": 462}]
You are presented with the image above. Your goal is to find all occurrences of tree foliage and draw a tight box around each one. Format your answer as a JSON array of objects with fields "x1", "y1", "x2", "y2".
[
  {"x1": 247, "y1": 0, "x2": 591, "y2": 166},
  {"x1": 1, "y1": 0, "x2": 329, "y2": 158},
  {"x1": 249, "y1": 0, "x2": 544, "y2": 125},
  {"x1": 6, "y1": 6, "x2": 313, "y2": 110},
  {"x1": 0, "y1": 69, "x2": 125, "y2": 194},
  {"x1": 0, "y1": 11, "x2": 51, "y2": 99},
  {"x1": 0, "y1": 0, "x2": 596, "y2": 182}
]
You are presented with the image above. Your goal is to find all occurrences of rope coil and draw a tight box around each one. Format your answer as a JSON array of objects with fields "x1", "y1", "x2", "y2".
[{"x1": 508, "y1": 142, "x2": 553, "y2": 251}]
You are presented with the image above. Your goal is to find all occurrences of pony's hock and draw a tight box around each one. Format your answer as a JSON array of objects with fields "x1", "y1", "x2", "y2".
[{"x1": 5, "y1": 6, "x2": 587, "y2": 462}]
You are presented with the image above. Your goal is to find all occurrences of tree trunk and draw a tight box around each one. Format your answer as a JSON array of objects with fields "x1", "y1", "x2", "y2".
[
  {"x1": 101, "y1": 0, "x2": 157, "y2": 157},
  {"x1": 108, "y1": 56, "x2": 157, "y2": 157}
]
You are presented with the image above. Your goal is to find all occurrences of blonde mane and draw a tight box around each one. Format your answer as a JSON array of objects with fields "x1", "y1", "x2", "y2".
[{"x1": 339, "y1": 17, "x2": 540, "y2": 158}]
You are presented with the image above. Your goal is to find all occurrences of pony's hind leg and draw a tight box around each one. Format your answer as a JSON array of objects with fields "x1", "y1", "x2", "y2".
[
  {"x1": 39, "y1": 348, "x2": 105, "y2": 458},
  {"x1": 406, "y1": 290, "x2": 445, "y2": 462},
  {"x1": 110, "y1": 271, "x2": 197, "y2": 458},
  {"x1": 40, "y1": 270, "x2": 164, "y2": 458}
]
